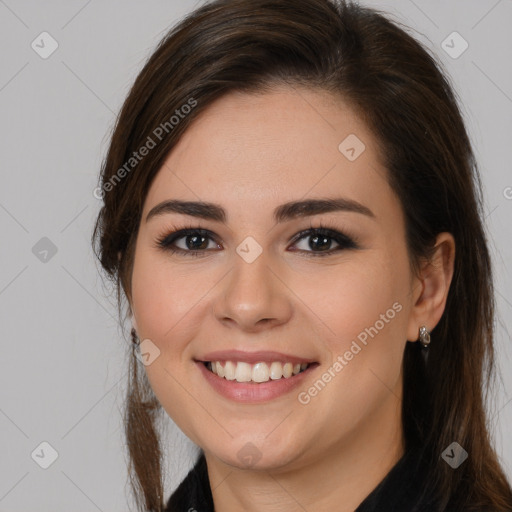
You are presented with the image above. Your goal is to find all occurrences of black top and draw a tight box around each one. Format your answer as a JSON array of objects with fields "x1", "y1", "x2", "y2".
[{"x1": 165, "y1": 445, "x2": 440, "y2": 512}]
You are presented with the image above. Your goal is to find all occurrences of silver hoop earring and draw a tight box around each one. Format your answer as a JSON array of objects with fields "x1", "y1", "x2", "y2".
[
  {"x1": 418, "y1": 325, "x2": 430, "y2": 364},
  {"x1": 418, "y1": 325, "x2": 431, "y2": 348}
]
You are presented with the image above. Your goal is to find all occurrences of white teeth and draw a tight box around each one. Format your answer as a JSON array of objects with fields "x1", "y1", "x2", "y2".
[
  {"x1": 216, "y1": 361, "x2": 225, "y2": 378},
  {"x1": 224, "y1": 361, "x2": 236, "y2": 380},
  {"x1": 252, "y1": 362, "x2": 269, "y2": 383},
  {"x1": 206, "y1": 360, "x2": 310, "y2": 383},
  {"x1": 235, "y1": 362, "x2": 252, "y2": 382},
  {"x1": 270, "y1": 361, "x2": 283, "y2": 380}
]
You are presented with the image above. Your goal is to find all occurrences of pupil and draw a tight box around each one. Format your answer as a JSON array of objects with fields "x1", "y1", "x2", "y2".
[
  {"x1": 311, "y1": 234, "x2": 330, "y2": 251},
  {"x1": 187, "y1": 234, "x2": 207, "y2": 250}
]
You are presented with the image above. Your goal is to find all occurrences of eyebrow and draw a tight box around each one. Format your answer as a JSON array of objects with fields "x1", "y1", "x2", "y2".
[{"x1": 146, "y1": 197, "x2": 375, "y2": 224}]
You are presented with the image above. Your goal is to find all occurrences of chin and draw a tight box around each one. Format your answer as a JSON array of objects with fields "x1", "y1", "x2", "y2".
[{"x1": 205, "y1": 435, "x2": 305, "y2": 472}]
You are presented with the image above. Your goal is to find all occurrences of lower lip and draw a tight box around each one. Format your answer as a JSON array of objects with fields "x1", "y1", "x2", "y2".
[{"x1": 196, "y1": 362, "x2": 316, "y2": 403}]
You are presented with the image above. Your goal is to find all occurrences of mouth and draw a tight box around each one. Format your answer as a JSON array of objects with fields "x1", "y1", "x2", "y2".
[
  {"x1": 195, "y1": 350, "x2": 319, "y2": 402},
  {"x1": 202, "y1": 360, "x2": 313, "y2": 383}
]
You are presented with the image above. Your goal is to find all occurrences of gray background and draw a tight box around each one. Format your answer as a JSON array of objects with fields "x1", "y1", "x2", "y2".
[{"x1": 0, "y1": 1, "x2": 511, "y2": 510}]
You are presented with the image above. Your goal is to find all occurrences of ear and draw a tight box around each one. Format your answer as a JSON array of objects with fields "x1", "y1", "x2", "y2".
[{"x1": 406, "y1": 232, "x2": 456, "y2": 342}]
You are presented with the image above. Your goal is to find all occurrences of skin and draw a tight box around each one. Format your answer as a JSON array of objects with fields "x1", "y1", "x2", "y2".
[{"x1": 129, "y1": 86, "x2": 455, "y2": 512}]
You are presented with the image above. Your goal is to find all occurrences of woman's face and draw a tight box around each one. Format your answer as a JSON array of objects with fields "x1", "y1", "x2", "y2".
[{"x1": 130, "y1": 87, "x2": 423, "y2": 471}]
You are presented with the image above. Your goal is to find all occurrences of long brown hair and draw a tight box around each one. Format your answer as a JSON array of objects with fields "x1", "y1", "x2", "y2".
[{"x1": 91, "y1": 0, "x2": 512, "y2": 510}]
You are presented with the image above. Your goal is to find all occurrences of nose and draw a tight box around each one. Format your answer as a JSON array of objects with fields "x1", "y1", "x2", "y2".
[{"x1": 213, "y1": 251, "x2": 293, "y2": 333}]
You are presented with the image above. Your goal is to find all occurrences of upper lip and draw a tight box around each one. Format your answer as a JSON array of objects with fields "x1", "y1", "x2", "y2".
[{"x1": 196, "y1": 350, "x2": 316, "y2": 365}]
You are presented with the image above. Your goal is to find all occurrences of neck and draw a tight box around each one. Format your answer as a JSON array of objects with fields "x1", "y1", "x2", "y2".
[{"x1": 205, "y1": 390, "x2": 405, "y2": 512}]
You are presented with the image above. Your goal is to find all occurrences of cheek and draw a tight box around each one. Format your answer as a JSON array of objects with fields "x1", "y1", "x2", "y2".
[
  {"x1": 130, "y1": 250, "x2": 209, "y2": 441},
  {"x1": 297, "y1": 255, "x2": 406, "y2": 347},
  {"x1": 131, "y1": 248, "x2": 201, "y2": 346},
  {"x1": 299, "y1": 251, "x2": 409, "y2": 395}
]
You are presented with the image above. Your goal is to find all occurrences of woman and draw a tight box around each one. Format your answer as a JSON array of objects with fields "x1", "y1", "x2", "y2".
[{"x1": 92, "y1": 0, "x2": 512, "y2": 510}]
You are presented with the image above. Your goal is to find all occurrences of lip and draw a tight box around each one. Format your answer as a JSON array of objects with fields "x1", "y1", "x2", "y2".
[
  {"x1": 196, "y1": 360, "x2": 318, "y2": 404},
  {"x1": 197, "y1": 349, "x2": 315, "y2": 366}
]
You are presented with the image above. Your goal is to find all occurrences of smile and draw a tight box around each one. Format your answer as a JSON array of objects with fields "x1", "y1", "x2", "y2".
[
  {"x1": 196, "y1": 350, "x2": 318, "y2": 403},
  {"x1": 204, "y1": 360, "x2": 310, "y2": 383}
]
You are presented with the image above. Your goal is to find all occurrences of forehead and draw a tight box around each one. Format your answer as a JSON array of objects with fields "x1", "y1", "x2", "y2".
[{"x1": 143, "y1": 87, "x2": 392, "y2": 224}]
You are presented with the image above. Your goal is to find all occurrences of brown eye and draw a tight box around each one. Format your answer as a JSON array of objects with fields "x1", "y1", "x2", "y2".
[
  {"x1": 156, "y1": 228, "x2": 221, "y2": 257},
  {"x1": 155, "y1": 226, "x2": 358, "y2": 258},
  {"x1": 289, "y1": 228, "x2": 358, "y2": 257}
]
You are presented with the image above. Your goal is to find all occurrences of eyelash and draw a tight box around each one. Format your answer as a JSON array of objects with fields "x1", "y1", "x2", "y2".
[{"x1": 153, "y1": 220, "x2": 359, "y2": 258}]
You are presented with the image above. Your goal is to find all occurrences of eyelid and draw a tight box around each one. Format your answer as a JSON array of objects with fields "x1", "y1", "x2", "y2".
[
  {"x1": 153, "y1": 220, "x2": 360, "y2": 256},
  {"x1": 154, "y1": 222, "x2": 221, "y2": 249}
]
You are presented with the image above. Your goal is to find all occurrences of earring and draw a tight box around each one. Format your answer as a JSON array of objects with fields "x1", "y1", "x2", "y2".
[
  {"x1": 418, "y1": 325, "x2": 431, "y2": 348},
  {"x1": 131, "y1": 327, "x2": 140, "y2": 347},
  {"x1": 419, "y1": 325, "x2": 430, "y2": 364}
]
